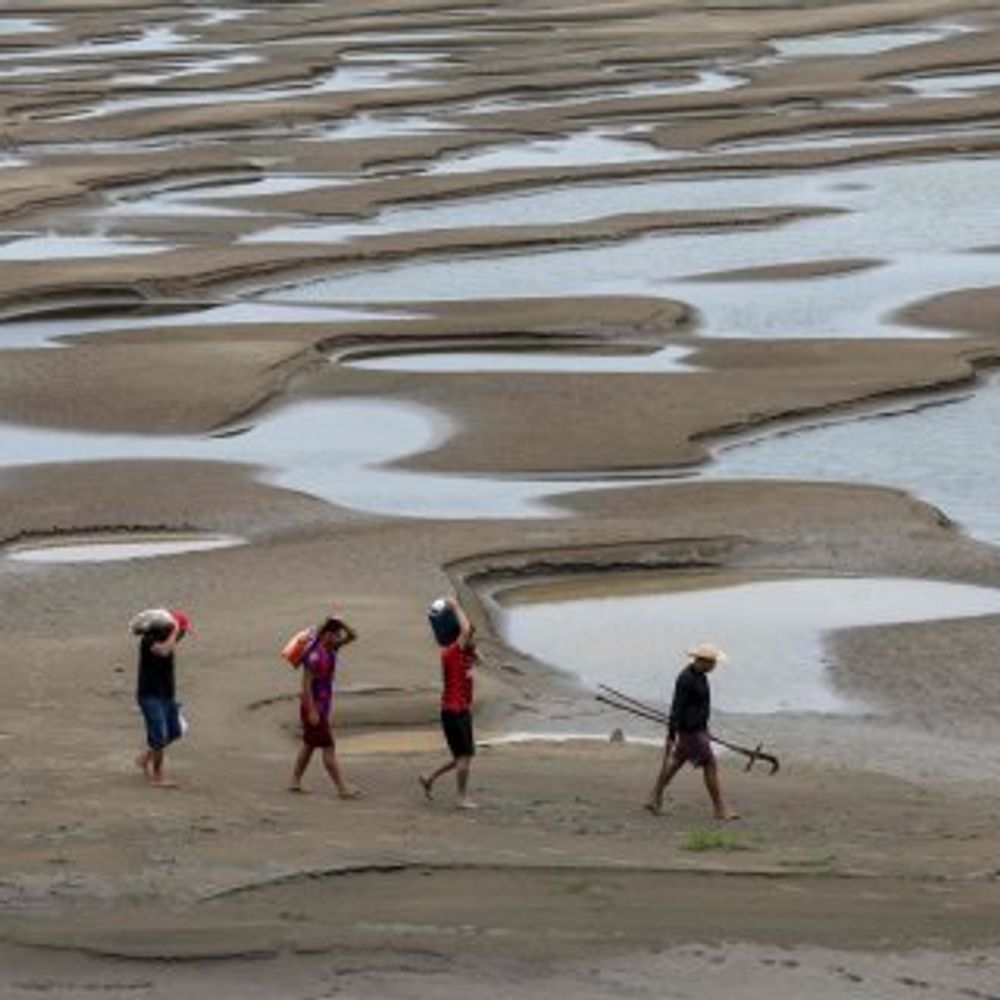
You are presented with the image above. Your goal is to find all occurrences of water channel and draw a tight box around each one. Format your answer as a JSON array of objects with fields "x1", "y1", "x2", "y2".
[{"x1": 258, "y1": 157, "x2": 1000, "y2": 339}]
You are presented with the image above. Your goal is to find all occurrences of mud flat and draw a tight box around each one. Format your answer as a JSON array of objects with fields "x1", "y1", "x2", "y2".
[{"x1": 3, "y1": 1, "x2": 1000, "y2": 996}]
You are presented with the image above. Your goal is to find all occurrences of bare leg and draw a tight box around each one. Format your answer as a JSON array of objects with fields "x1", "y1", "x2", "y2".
[
  {"x1": 645, "y1": 743, "x2": 684, "y2": 814},
  {"x1": 419, "y1": 758, "x2": 457, "y2": 799},
  {"x1": 321, "y1": 747, "x2": 360, "y2": 799},
  {"x1": 289, "y1": 744, "x2": 313, "y2": 791},
  {"x1": 703, "y1": 762, "x2": 739, "y2": 820},
  {"x1": 135, "y1": 749, "x2": 151, "y2": 776},
  {"x1": 455, "y1": 756, "x2": 476, "y2": 809},
  {"x1": 148, "y1": 748, "x2": 177, "y2": 788}
]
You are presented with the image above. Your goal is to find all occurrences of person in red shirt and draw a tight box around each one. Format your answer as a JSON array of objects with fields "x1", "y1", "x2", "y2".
[{"x1": 419, "y1": 599, "x2": 479, "y2": 809}]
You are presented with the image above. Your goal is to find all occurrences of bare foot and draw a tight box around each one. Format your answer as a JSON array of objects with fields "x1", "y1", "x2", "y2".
[
  {"x1": 643, "y1": 800, "x2": 662, "y2": 816},
  {"x1": 149, "y1": 777, "x2": 178, "y2": 789},
  {"x1": 714, "y1": 811, "x2": 741, "y2": 822},
  {"x1": 288, "y1": 783, "x2": 307, "y2": 793},
  {"x1": 456, "y1": 799, "x2": 478, "y2": 811},
  {"x1": 418, "y1": 775, "x2": 433, "y2": 800},
  {"x1": 338, "y1": 786, "x2": 362, "y2": 800}
]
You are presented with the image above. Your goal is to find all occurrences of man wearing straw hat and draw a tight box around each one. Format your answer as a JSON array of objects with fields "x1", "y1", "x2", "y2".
[{"x1": 644, "y1": 643, "x2": 739, "y2": 821}]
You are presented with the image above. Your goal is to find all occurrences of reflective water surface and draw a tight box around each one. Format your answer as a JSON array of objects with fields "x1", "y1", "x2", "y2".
[
  {"x1": 263, "y1": 158, "x2": 1000, "y2": 339},
  {"x1": 769, "y1": 23, "x2": 970, "y2": 59},
  {"x1": 499, "y1": 575, "x2": 1000, "y2": 715},
  {"x1": 0, "y1": 400, "x2": 630, "y2": 519},
  {"x1": 704, "y1": 378, "x2": 1000, "y2": 546},
  {"x1": 6, "y1": 535, "x2": 243, "y2": 563},
  {"x1": 346, "y1": 344, "x2": 699, "y2": 374}
]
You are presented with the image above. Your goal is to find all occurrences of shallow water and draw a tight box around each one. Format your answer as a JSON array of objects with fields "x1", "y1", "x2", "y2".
[
  {"x1": 0, "y1": 234, "x2": 170, "y2": 261},
  {"x1": 314, "y1": 113, "x2": 456, "y2": 140},
  {"x1": 265, "y1": 154, "x2": 997, "y2": 242},
  {"x1": 2, "y1": 25, "x2": 203, "y2": 62},
  {"x1": 263, "y1": 157, "x2": 1000, "y2": 338},
  {"x1": 703, "y1": 378, "x2": 1000, "y2": 545},
  {"x1": 499, "y1": 576, "x2": 1000, "y2": 715},
  {"x1": 5, "y1": 535, "x2": 242, "y2": 564},
  {"x1": 462, "y1": 70, "x2": 745, "y2": 114},
  {"x1": 769, "y1": 23, "x2": 970, "y2": 59},
  {"x1": 900, "y1": 70, "x2": 1000, "y2": 99},
  {"x1": 0, "y1": 18, "x2": 52, "y2": 36},
  {"x1": 0, "y1": 302, "x2": 420, "y2": 349},
  {"x1": 717, "y1": 125, "x2": 1000, "y2": 154},
  {"x1": 110, "y1": 53, "x2": 260, "y2": 87},
  {"x1": 346, "y1": 344, "x2": 700, "y2": 374},
  {"x1": 0, "y1": 399, "x2": 626, "y2": 519},
  {"x1": 426, "y1": 129, "x2": 669, "y2": 174},
  {"x1": 0, "y1": 63, "x2": 89, "y2": 81},
  {"x1": 196, "y1": 8, "x2": 250, "y2": 26},
  {"x1": 67, "y1": 63, "x2": 433, "y2": 121}
]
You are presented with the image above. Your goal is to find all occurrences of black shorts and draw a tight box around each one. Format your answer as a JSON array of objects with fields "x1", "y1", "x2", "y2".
[{"x1": 440, "y1": 710, "x2": 475, "y2": 759}]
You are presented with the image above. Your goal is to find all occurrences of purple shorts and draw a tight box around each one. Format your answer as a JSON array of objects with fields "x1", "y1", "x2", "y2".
[
  {"x1": 300, "y1": 703, "x2": 334, "y2": 748},
  {"x1": 673, "y1": 730, "x2": 715, "y2": 769}
]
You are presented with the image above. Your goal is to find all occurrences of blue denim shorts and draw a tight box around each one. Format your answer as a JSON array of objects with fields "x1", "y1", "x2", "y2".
[{"x1": 138, "y1": 698, "x2": 182, "y2": 750}]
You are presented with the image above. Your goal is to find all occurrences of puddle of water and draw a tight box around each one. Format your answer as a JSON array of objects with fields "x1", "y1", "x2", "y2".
[
  {"x1": 771, "y1": 23, "x2": 970, "y2": 59},
  {"x1": 499, "y1": 576, "x2": 1000, "y2": 715},
  {"x1": 3, "y1": 25, "x2": 205, "y2": 62},
  {"x1": 111, "y1": 52, "x2": 260, "y2": 87},
  {"x1": 186, "y1": 174, "x2": 348, "y2": 201},
  {"x1": 0, "y1": 18, "x2": 52, "y2": 36},
  {"x1": 426, "y1": 130, "x2": 669, "y2": 175},
  {"x1": 703, "y1": 377, "x2": 1000, "y2": 546},
  {"x1": 346, "y1": 344, "x2": 700, "y2": 374},
  {"x1": 0, "y1": 302, "x2": 420, "y2": 349},
  {"x1": 670, "y1": 254, "x2": 1000, "y2": 339},
  {"x1": 93, "y1": 173, "x2": 315, "y2": 218},
  {"x1": 263, "y1": 157, "x2": 996, "y2": 242},
  {"x1": 464, "y1": 70, "x2": 744, "y2": 114},
  {"x1": 68, "y1": 63, "x2": 431, "y2": 121},
  {"x1": 480, "y1": 732, "x2": 660, "y2": 748},
  {"x1": 900, "y1": 70, "x2": 1000, "y2": 99},
  {"x1": 104, "y1": 193, "x2": 253, "y2": 218},
  {"x1": 0, "y1": 234, "x2": 170, "y2": 261},
  {"x1": 0, "y1": 399, "x2": 623, "y2": 519},
  {"x1": 6, "y1": 535, "x2": 242, "y2": 564},
  {"x1": 196, "y1": 8, "x2": 251, "y2": 26},
  {"x1": 340, "y1": 50, "x2": 449, "y2": 66},
  {"x1": 264, "y1": 158, "x2": 1000, "y2": 339},
  {"x1": 313, "y1": 113, "x2": 457, "y2": 141},
  {"x1": 242, "y1": 219, "x2": 384, "y2": 245},
  {"x1": 718, "y1": 125, "x2": 1000, "y2": 154},
  {"x1": 0, "y1": 63, "x2": 90, "y2": 80},
  {"x1": 343, "y1": 31, "x2": 464, "y2": 45}
]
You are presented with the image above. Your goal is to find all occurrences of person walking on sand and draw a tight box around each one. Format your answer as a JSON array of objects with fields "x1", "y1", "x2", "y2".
[
  {"x1": 134, "y1": 610, "x2": 191, "y2": 789},
  {"x1": 645, "y1": 643, "x2": 739, "y2": 821},
  {"x1": 419, "y1": 599, "x2": 479, "y2": 810},
  {"x1": 289, "y1": 615, "x2": 361, "y2": 798}
]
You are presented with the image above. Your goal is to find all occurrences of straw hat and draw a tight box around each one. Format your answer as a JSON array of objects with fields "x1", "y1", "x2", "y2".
[{"x1": 686, "y1": 643, "x2": 726, "y2": 663}]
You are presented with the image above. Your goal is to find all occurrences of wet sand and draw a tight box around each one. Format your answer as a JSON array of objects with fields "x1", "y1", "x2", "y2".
[{"x1": 3, "y1": 0, "x2": 1000, "y2": 996}]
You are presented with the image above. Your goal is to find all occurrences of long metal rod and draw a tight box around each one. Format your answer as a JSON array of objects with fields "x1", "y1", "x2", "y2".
[{"x1": 596, "y1": 683, "x2": 780, "y2": 775}]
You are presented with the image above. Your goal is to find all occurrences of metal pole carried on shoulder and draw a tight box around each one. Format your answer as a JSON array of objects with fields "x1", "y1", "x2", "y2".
[{"x1": 596, "y1": 683, "x2": 780, "y2": 775}]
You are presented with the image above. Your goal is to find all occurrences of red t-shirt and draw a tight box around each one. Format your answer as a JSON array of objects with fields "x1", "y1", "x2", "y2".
[{"x1": 441, "y1": 641, "x2": 475, "y2": 712}]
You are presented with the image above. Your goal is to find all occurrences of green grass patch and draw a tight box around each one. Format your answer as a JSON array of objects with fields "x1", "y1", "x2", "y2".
[
  {"x1": 681, "y1": 828, "x2": 752, "y2": 853},
  {"x1": 778, "y1": 853, "x2": 837, "y2": 869}
]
